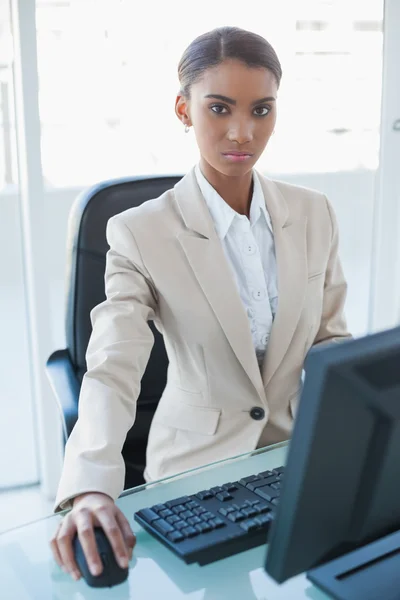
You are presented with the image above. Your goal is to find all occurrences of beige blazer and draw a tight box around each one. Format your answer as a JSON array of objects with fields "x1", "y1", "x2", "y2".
[{"x1": 55, "y1": 168, "x2": 350, "y2": 511}]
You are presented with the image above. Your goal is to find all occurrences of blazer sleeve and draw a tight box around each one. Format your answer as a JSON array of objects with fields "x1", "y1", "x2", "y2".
[
  {"x1": 313, "y1": 197, "x2": 352, "y2": 346},
  {"x1": 54, "y1": 214, "x2": 157, "y2": 512}
]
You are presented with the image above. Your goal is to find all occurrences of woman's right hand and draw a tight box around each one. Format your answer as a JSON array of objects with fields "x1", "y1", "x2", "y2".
[{"x1": 50, "y1": 492, "x2": 136, "y2": 581}]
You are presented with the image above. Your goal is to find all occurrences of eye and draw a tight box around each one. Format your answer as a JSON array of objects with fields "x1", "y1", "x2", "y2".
[
  {"x1": 253, "y1": 106, "x2": 271, "y2": 117},
  {"x1": 210, "y1": 104, "x2": 229, "y2": 115}
]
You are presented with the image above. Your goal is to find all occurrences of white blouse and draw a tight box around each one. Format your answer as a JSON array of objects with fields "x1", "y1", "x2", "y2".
[{"x1": 195, "y1": 165, "x2": 278, "y2": 367}]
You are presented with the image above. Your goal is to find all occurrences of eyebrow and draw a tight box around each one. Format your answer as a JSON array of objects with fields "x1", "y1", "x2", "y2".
[{"x1": 204, "y1": 94, "x2": 276, "y2": 106}]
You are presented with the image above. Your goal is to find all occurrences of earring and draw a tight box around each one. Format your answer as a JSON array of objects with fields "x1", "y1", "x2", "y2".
[{"x1": 184, "y1": 124, "x2": 190, "y2": 133}]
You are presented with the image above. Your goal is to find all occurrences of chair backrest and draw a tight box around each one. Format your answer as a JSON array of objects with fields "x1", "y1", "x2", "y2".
[{"x1": 65, "y1": 175, "x2": 182, "y2": 441}]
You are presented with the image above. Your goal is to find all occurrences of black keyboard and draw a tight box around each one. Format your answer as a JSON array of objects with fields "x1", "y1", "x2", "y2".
[{"x1": 134, "y1": 466, "x2": 284, "y2": 565}]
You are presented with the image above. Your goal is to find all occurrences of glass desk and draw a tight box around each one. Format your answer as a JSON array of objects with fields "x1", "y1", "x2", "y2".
[{"x1": 0, "y1": 442, "x2": 331, "y2": 600}]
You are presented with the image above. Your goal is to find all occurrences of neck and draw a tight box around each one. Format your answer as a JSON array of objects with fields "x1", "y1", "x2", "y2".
[{"x1": 199, "y1": 159, "x2": 253, "y2": 217}]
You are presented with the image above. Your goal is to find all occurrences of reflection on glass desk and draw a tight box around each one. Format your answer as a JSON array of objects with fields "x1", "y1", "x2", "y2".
[{"x1": 0, "y1": 442, "x2": 331, "y2": 600}]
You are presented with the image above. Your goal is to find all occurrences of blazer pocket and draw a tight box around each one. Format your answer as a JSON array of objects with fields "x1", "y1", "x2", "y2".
[
  {"x1": 308, "y1": 271, "x2": 324, "y2": 282},
  {"x1": 155, "y1": 395, "x2": 221, "y2": 436}
]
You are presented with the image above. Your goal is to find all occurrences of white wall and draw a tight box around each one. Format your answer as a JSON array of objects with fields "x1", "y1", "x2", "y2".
[
  {"x1": 0, "y1": 193, "x2": 39, "y2": 487},
  {"x1": 369, "y1": 0, "x2": 400, "y2": 331},
  {"x1": 272, "y1": 169, "x2": 376, "y2": 338}
]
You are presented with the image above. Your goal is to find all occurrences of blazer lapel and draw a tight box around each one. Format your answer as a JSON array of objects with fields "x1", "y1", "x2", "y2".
[
  {"x1": 257, "y1": 175, "x2": 308, "y2": 388},
  {"x1": 174, "y1": 170, "x2": 266, "y2": 403}
]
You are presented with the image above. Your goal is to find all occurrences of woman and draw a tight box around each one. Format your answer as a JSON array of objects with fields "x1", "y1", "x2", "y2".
[{"x1": 51, "y1": 26, "x2": 350, "y2": 580}]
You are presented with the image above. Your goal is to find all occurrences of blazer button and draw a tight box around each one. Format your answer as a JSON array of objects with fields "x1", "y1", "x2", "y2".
[{"x1": 250, "y1": 407, "x2": 265, "y2": 421}]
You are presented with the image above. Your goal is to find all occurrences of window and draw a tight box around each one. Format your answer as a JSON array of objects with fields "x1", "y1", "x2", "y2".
[
  {"x1": 35, "y1": 0, "x2": 383, "y2": 186},
  {"x1": 0, "y1": 0, "x2": 39, "y2": 488},
  {"x1": 0, "y1": 2, "x2": 17, "y2": 190}
]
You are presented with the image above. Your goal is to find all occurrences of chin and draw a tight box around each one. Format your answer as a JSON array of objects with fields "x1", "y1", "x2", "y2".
[
  {"x1": 212, "y1": 158, "x2": 256, "y2": 177},
  {"x1": 219, "y1": 163, "x2": 255, "y2": 178}
]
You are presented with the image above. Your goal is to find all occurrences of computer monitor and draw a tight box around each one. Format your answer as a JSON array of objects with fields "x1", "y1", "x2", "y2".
[{"x1": 265, "y1": 326, "x2": 400, "y2": 592}]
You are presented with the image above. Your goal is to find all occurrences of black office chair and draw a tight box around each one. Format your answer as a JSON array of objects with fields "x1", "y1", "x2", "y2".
[{"x1": 46, "y1": 175, "x2": 182, "y2": 489}]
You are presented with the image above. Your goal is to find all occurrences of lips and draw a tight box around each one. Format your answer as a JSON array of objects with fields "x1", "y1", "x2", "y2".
[
  {"x1": 222, "y1": 151, "x2": 253, "y2": 157},
  {"x1": 221, "y1": 151, "x2": 254, "y2": 163}
]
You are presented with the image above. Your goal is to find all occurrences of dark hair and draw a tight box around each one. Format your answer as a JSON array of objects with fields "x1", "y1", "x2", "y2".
[{"x1": 178, "y1": 27, "x2": 282, "y2": 97}]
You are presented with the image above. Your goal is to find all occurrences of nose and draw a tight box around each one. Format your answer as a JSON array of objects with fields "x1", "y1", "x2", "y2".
[{"x1": 227, "y1": 118, "x2": 254, "y2": 145}]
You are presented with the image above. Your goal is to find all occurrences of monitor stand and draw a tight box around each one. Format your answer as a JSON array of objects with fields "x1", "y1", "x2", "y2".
[{"x1": 307, "y1": 529, "x2": 400, "y2": 600}]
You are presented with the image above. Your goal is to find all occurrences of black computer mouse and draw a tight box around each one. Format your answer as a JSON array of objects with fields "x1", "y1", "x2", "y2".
[{"x1": 73, "y1": 527, "x2": 129, "y2": 588}]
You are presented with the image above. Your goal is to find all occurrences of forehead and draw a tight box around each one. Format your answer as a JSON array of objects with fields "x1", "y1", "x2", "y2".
[{"x1": 191, "y1": 59, "x2": 278, "y2": 100}]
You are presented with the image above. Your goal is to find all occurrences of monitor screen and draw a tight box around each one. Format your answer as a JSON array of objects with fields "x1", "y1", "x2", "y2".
[{"x1": 265, "y1": 326, "x2": 400, "y2": 583}]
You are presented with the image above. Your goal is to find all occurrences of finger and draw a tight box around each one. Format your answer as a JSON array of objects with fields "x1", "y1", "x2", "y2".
[
  {"x1": 75, "y1": 509, "x2": 103, "y2": 577},
  {"x1": 50, "y1": 523, "x2": 65, "y2": 571},
  {"x1": 57, "y1": 516, "x2": 81, "y2": 581},
  {"x1": 95, "y1": 507, "x2": 129, "y2": 569},
  {"x1": 115, "y1": 510, "x2": 136, "y2": 559}
]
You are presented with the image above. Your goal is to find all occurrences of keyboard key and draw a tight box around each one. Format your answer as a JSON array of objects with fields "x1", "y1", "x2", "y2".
[
  {"x1": 153, "y1": 519, "x2": 175, "y2": 536},
  {"x1": 273, "y1": 466, "x2": 285, "y2": 475},
  {"x1": 270, "y1": 482, "x2": 281, "y2": 490},
  {"x1": 243, "y1": 499, "x2": 260, "y2": 507},
  {"x1": 258, "y1": 470, "x2": 274, "y2": 478},
  {"x1": 159, "y1": 509, "x2": 174, "y2": 519},
  {"x1": 271, "y1": 498, "x2": 280, "y2": 506},
  {"x1": 246, "y1": 478, "x2": 277, "y2": 492},
  {"x1": 181, "y1": 510, "x2": 195, "y2": 520},
  {"x1": 174, "y1": 520, "x2": 188, "y2": 530},
  {"x1": 181, "y1": 526, "x2": 198, "y2": 538},
  {"x1": 261, "y1": 476, "x2": 280, "y2": 486},
  {"x1": 202, "y1": 511, "x2": 216, "y2": 521},
  {"x1": 166, "y1": 515, "x2": 181, "y2": 525},
  {"x1": 172, "y1": 505, "x2": 187, "y2": 515},
  {"x1": 209, "y1": 518, "x2": 225, "y2": 529},
  {"x1": 223, "y1": 482, "x2": 238, "y2": 492},
  {"x1": 193, "y1": 507, "x2": 207, "y2": 516},
  {"x1": 242, "y1": 507, "x2": 258, "y2": 518},
  {"x1": 253, "y1": 486, "x2": 280, "y2": 502},
  {"x1": 260, "y1": 475, "x2": 279, "y2": 486},
  {"x1": 210, "y1": 486, "x2": 225, "y2": 495},
  {"x1": 197, "y1": 522, "x2": 212, "y2": 533},
  {"x1": 152, "y1": 504, "x2": 167, "y2": 513},
  {"x1": 255, "y1": 513, "x2": 274, "y2": 526},
  {"x1": 218, "y1": 507, "x2": 235, "y2": 517},
  {"x1": 187, "y1": 516, "x2": 202, "y2": 526},
  {"x1": 228, "y1": 511, "x2": 246, "y2": 523},
  {"x1": 238, "y1": 475, "x2": 261, "y2": 486},
  {"x1": 136, "y1": 508, "x2": 159, "y2": 524},
  {"x1": 257, "y1": 503, "x2": 271, "y2": 514},
  {"x1": 165, "y1": 496, "x2": 190, "y2": 508},
  {"x1": 216, "y1": 492, "x2": 233, "y2": 502},
  {"x1": 240, "y1": 519, "x2": 260, "y2": 532},
  {"x1": 186, "y1": 501, "x2": 200, "y2": 510},
  {"x1": 241, "y1": 507, "x2": 252, "y2": 517},
  {"x1": 167, "y1": 531, "x2": 184, "y2": 543},
  {"x1": 196, "y1": 490, "x2": 213, "y2": 500}
]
